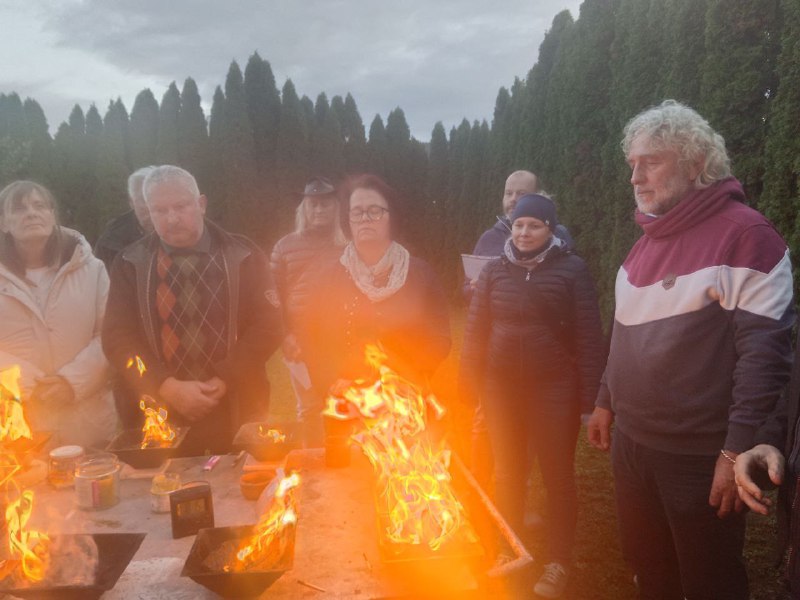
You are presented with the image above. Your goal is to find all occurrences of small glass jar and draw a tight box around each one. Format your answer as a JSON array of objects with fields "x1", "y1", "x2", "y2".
[
  {"x1": 150, "y1": 472, "x2": 181, "y2": 513},
  {"x1": 48, "y1": 445, "x2": 84, "y2": 489},
  {"x1": 74, "y1": 452, "x2": 121, "y2": 510}
]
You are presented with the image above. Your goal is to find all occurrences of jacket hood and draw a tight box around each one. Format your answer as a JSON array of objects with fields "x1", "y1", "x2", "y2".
[{"x1": 635, "y1": 177, "x2": 745, "y2": 240}]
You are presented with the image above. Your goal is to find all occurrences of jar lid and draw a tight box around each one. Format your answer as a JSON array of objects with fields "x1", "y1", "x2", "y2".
[{"x1": 49, "y1": 445, "x2": 84, "y2": 459}]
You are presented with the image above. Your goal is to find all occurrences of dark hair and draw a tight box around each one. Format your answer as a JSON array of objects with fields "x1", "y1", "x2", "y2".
[
  {"x1": 0, "y1": 180, "x2": 69, "y2": 276},
  {"x1": 341, "y1": 174, "x2": 407, "y2": 241}
]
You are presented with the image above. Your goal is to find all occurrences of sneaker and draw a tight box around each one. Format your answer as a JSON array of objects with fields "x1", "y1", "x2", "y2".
[{"x1": 534, "y1": 562, "x2": 569, "y2": 598}]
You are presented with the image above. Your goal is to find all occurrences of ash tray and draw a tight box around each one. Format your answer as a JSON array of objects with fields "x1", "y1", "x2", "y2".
[
  {"x1": 105, "y1": 427, "x2": 189, "y2": 469},
  {"x1": 239, "y1": 470, "x2": 277, "y2": 501},
  {"x1": 181, "y1": 524, "x2": 293, "y2": 598},
  {"x1": 232, "y1": 422, "x2": 298, "y2": 462}
]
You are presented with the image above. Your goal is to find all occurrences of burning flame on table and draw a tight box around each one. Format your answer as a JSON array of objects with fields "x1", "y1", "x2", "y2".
[
  {"x1": 257, "y1": 426, "x2": 286, "y2": 444},
  {"x1": 0, "y1": 365, "x2": 50, "y2": 582},
  {"x1": 126, "y1": 356, "x2": 177, "y2": 449},
  {"x1": 323, "y1": 345, "x2": 474, "y2": 553},
  {"x1": 227, "y1": 473, "x2": 300, "y2": 572}
]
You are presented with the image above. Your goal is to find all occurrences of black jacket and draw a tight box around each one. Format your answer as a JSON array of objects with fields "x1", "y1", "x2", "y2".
[
  {"x1": 94, "y1": 210, "x2": 146, "y2": 273},
  {"x1": 269, "y1": 230, "x2": 343, "y2": 334},
  {"x1": 303, "y1": 256, "x2": 451, "y2": 395},
  {"x1": 460, "y1": 246, "x2": 605, "y2": 413}
]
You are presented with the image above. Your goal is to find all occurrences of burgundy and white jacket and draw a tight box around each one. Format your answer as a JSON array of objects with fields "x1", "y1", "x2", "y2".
[{"x1": 596, "y1": 177, "x2": 795, "y2": 455}]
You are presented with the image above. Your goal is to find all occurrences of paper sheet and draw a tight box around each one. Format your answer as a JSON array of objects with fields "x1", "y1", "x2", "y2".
[{"x1": 460, "y1": 254, "x2": 495, "y2": 281}]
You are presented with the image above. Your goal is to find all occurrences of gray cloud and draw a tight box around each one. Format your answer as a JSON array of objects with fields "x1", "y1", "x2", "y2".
[{"x1": 21, "y1": 0, "x2": 581, "y2": 138}]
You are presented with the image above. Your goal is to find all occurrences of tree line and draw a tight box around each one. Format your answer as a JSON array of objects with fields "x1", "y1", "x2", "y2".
[{"x1": 1, "y1": 0, "x2": 798, "y2": 320}]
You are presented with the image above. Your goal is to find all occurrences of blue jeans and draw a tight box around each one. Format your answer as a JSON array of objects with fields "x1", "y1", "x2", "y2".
[
  {"x1": 484, "y1": 382, "x2": 579, "y2": 563},
  {"x1": 612, "y1": 430, "x2": 748, "y2": 600}
]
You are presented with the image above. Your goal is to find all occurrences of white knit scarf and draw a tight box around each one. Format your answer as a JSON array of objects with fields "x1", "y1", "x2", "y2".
[{"x1": 340, "y1": 241, "x2": 410, "y2": 302}]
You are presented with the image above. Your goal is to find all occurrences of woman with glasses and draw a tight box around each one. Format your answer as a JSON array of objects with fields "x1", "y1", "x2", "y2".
[
  {"x1": 302, "y1": 174, "x2": 450, "y2": 402},
  {"x1": 459, "y1": 194, "x2": 605, "y2": 598},
  {"x1": 0, "y1": 181, "x2": 116, "y2": 447}
]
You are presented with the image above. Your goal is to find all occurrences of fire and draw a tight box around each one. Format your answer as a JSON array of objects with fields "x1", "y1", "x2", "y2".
[
  {"x1": 0, "y1": 365, "x2": 49, "y2": 583},
  {"x1": 0, "y1": 365, "x2": 32, "y2": 442},
  {"x1": 125, "y1": 355, "x2": 147, "y2": 378},
  {"x1": 138, "y1": 396, "x2": 176, "y2": 449},
  {"x1": 126, "y1": 356, "x2": 177, "y2": 448},
  {"x1": 5, "y1": 488, "x2": 49, "y2": 581},
  {"x1": 326, "y1": 345, "x2": 475, "y2": 552},
  {"x1": 229, "y1": 473, "x2": 300, "y2": 571},
  {"x1": 257, "y1": 427, "x2": 286, "y2": 444}
]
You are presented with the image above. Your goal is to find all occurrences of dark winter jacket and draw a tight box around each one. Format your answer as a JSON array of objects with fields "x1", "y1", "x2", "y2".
[
  {"x1": 459, "y1": 245, "x2": 605, "y2": 413},
  {"x1": 94, "y1": 210, "x2": 146, "y2": 273},
  {"x1": 269, "y1": 229, "x2": 344, "y2": 334},
  {"x1": 463, "y1": 216, "x2": 575, "y2": 302},
  {"x1": 101, "y1": 220, "x2": 283, "y2": 452},
  {"x1": 303, "y1": 256, "x2": 451, "y2": 394}
]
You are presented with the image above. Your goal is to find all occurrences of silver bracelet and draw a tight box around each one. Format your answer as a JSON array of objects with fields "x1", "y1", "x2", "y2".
[{"x1": 720, "y1": 449, "x2": 737, "y2": 464}]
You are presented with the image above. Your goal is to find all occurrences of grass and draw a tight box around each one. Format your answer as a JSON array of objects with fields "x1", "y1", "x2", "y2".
[{"x1": 264, "y1": 306, "x2": 790, "y2": 599}]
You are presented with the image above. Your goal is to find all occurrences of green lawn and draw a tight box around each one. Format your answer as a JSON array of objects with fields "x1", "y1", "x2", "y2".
[{"x1": 264, "y1": 307, "x2": 789, "y2": 599}]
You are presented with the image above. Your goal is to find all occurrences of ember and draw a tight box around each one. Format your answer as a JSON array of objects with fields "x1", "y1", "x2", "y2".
[{"x1": 325, "y1": 345, "x2": 477, "y2": 554}]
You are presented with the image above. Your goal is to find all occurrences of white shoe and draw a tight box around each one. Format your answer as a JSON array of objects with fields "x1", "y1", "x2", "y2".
[{"x1": 534, "y1": 562, "x2": 569, "y2": 598}]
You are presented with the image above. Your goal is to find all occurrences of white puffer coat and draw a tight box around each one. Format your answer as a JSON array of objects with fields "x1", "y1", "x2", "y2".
[{"x1": 0, "y1": 228, "x2": 116, "y2": 447}]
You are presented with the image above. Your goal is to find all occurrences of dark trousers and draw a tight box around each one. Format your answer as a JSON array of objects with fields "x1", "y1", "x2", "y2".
[
  {"x1": 611, "y1": 430, "x2": 748, "y2": 600},
  {"x1": 485, "y1": 383, "x2": 579, "y2": 563}
]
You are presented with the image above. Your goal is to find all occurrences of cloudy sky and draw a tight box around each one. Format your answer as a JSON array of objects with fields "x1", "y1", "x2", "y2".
[{"x1": 0, "y1": 0, "x2": 582, "y2": 140}]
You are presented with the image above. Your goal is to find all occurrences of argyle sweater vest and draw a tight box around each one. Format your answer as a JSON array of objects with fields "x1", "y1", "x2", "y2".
[{"x1": 154, "y1": 244, "x2": 229, "y2": 380}]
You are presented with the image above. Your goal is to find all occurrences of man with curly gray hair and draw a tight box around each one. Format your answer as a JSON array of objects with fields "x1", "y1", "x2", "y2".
[{"x1": 587, "y1": 100, "x2": 794, "y2": 598}]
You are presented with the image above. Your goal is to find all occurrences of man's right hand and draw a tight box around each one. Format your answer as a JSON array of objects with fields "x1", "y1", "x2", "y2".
[
  {"x1": 158, "y1": 377, "x2": 220, "y2": 422},
  {"x1": 733, "y1": 444, "x2": 785, "y2": 515},
  {"x1": 587, "y1": 406, "x2": 614, "y2": 451},
  {"x1": 469, "y1": 278, "x2": 478, "y2": 291},
  {"x1": 282, "y1": 333, "x2": 302, "y2": 362}
]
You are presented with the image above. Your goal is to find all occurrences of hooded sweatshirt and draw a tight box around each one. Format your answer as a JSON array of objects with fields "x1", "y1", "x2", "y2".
[{"x1": 596, "y1": 178, "x2": 794, "y2": 455}]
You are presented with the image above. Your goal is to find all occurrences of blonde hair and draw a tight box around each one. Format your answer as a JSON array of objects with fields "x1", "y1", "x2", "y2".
[
  {"x1": 622, "y1": 100, "x2": 731, "y2": 188},
  {"x1": 294, "y1": 195, "x2": 346, "y2": 246}
]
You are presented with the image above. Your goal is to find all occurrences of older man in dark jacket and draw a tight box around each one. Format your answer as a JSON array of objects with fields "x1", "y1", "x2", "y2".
[{"x1": 102, "y1": 165, "x2": 282, "y2": 455}]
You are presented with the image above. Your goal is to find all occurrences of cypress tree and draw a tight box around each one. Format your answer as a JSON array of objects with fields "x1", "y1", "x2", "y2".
[
  {"x1": 206, "y1": 86, "x2": 226, "y2": 224},
  {"x1": 309, "y1": 93, "x2": 345, "y2": 178},
  {"x1": 340, "y1": 94, "x2": 368, "y2": 173},
  {"x1": 221, "y1": 61, "x2": 260, "y2": 240},
  {"x1": 700, "y1": 0, "x2": 780, "y2": 199},
  {"x1": 22, "y1": 98, "x2": 52, "y2": 183},
  {"x1": 366, "y1": 115, "x2": 387, "y2": 177},
  {"x1": 156, "y1": 82, "x2": 181, "y2": 164},
  {"x1": 761, "y1": 0, "x2": 800, "y2": 290},
  {"x1": 275, "y1": 79, "x2": 310, "y2": 237},
  {"x1": 129, "y1": 88, "x2": 159, "y2": 169},
  {"x1": 243, "y1": 52, "x2": 281, "y2": 178},
  {"x1": 178, "y1": 77, "x2": 211, "y2": 190}
]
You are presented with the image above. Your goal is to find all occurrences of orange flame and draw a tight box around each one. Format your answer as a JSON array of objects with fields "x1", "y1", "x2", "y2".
[
  {"x1": 257, "y1": 426, "x2": 286, "y2": 444},
  {"x1": 327, "y1": 345, "x2": 474, "y2": 552},
  {"x1": 0, "y1": 366, "x2": 31, "y2": 443},
  {"x1": 138, "y1": 396, "x2": 176, "y2": 449},
  {"x1": 126, "y1": 356, "x2": 177, "y2": 448},
  {"x1": 5, "y1": 487, "x2": 50, "y2": 581},
  {"x1": 229, "y1": 473, "x2": 300, "y2": 571},
  {"x1": 0, "y1": 366, "x2": 49, "y2": 583}
]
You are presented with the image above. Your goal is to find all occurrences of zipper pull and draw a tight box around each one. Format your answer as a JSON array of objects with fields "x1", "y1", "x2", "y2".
[{"x1": 526, "y1": 271, "x2": 531, "y2": 281}]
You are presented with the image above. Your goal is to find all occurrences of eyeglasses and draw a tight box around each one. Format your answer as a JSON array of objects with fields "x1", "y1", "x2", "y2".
[{"x1": 349, "y1": 205, "x2": 389, "y2": 223}]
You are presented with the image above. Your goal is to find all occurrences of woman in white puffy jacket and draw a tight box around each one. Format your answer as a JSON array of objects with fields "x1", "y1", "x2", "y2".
[{"x1": 0, "y1": 180, "x2": 117, "y2": 448}]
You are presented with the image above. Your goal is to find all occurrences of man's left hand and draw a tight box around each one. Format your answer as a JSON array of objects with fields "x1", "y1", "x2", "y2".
[{"x1": 709, "y1": 451, "x2": 744, "y2": 518}]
